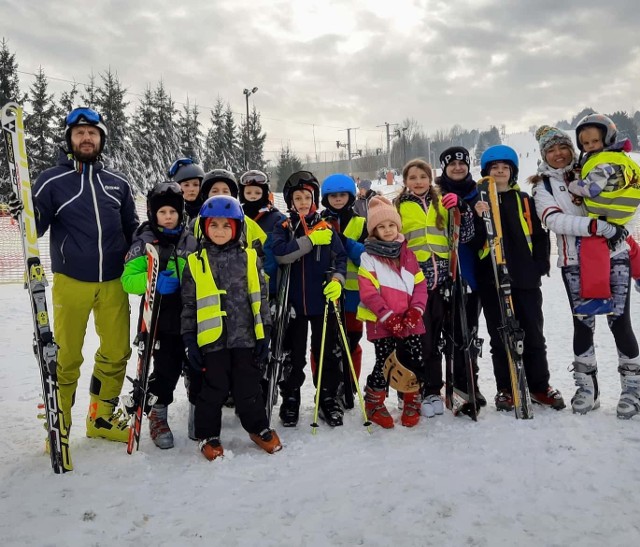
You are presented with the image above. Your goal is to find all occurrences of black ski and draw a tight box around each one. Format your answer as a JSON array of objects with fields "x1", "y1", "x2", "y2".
[
  {"x1": 265, "y1": 263, "x2": 292, "y2": 426},
  {"x1": 444, "y1": 208, "x2": 479, "y2": 420},
  {"x1": 1, "y1": 102, "x2": 72, "y2": 473},
  {"x1": 477, "y1": 176, "x2": 533, "y2": 419}
]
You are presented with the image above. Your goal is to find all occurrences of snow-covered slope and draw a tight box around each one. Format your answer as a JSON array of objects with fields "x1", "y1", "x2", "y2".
[{"x1": 1, "y1": 273, "x2": 640, "y2": 546}]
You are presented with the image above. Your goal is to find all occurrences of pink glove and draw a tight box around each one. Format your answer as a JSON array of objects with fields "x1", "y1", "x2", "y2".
[
  {"x1": 403, "y1": 307, "x2": 423, "y2": 330},
  {"x1": 441, "y1": 193, "x2": 459, "y2": 210},
  {"x1": 383, "y1": 313, "x2": 406, "y2": 337}
]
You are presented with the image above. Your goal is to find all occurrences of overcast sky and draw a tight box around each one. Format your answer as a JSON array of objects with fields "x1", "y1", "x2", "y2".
[{"x1": 2, "y1": 0, "x2": 639, "y2": 163}]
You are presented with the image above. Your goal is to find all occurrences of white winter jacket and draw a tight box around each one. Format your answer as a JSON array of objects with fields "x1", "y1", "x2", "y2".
[{"x1": 531, "y1": 163, "x2": 628, "y2": 268}]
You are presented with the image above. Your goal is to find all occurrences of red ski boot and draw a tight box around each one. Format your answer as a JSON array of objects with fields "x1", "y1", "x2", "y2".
[
  {"x1": 364, "y1": 386, "x2": 394, "y2": 429},
  {"x1": 401, "y1": 391, "x2": 421, "y2": 427}
]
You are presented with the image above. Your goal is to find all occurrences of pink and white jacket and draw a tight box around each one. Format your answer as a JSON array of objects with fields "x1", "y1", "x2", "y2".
[{"x1": 357, "y1": 241, "x2": 428, "y2": 341}]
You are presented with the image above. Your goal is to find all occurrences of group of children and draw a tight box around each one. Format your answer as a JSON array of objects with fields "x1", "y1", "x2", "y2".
[{"x1": 120, "y1": 111, "x2": 640, "y2": 460}]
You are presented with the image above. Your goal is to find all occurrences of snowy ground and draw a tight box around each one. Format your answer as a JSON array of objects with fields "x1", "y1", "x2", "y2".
[{"x1": 1, "y1": 270, "x2": 640, "y2": 546}]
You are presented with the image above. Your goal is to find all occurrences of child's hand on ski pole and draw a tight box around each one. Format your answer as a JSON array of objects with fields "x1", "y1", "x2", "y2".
[{"x1": 323, "y1": 278, "x2": 342, "y2": 301}]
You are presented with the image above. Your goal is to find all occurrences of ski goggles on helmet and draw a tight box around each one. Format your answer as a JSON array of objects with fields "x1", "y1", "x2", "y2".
[
  {"x1": 239, "y1": 171, "x2": 268, "y2": 186},
  {"x1": 168, "y1": 157, "x2": 195, "y2": 178},
  {"x1": 151, "y1": 181, "x2": 183, "y2": 197},
  {"x1": 286, "y1": 171, "x2": 317, "y2": 186},
  {"x1": 66, "y1": 107, "x2": 104, "y2": 126}
]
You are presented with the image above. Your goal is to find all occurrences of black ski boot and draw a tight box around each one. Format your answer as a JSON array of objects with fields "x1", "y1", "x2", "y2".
[
  {"x1": 318, "y1": 390, "x2": 344, "y2": 427},
  {"x1": 279, "y1": 389, "x2": 300, "y2": 427}
]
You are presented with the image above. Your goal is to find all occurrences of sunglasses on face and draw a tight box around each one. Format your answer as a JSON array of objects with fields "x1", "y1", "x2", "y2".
[
  {"x1": 66, "y1": 107, "x2": 103, "y2": 126},
  {"x1": 168, "y1": 158, "x2": 194, "y2": 178}
]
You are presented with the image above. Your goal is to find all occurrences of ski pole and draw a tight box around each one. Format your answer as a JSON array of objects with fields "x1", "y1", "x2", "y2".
[
  {"x1": 310, "y1": 301, "x2": 330, "y2": 434},
  {"x1": 332, "y1": 299, "x2": 372, "y2": 433}
]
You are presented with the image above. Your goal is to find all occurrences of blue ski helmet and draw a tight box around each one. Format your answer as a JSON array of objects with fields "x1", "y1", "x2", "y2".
[
  {"x1": 168, "y1": 158, "x2": 205, "y2": 183},
  {"x1": 480, "y1": 145, "x2": 519, "y2": 181},
  {"x1": 198, "y1": 195, "x2": 245, "y2": 242},
  {"x1": 321, "y1": 174, "x2": 357, "y2": 209}
]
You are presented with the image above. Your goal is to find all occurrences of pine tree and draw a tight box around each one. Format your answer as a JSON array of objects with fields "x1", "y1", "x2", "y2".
[
  {"x1": 274, "y1": 144, "x2": 302, "y2": 192},
  {"x1": 25, "y1": 66, "x2": 58, "y2": 179},
  {"x1": 0, "y1": 37, "x2": 26, "y2": 198},
  {"x1": 56, "y1": 82, "x2": 79, "y2": 146},
  {"x1": 223, "y1": 103, "x2": 242, "y2": 173},
  {"x1": 81, "y1": 72, "x2": 99, "y2": 109},
  {"x1": 203, "y1": 97, "x2": 226, "y2": 171},
  {"x1": 129, "y1": 86, "x2": 158, "y2": 193},
  {"x1": 95, "y1": 68, "x2": 129, "y2": 158},
  {"x1": 246, "y1": 105, "x2": 266, "y2": 170},
  {"x1": 178, "y1": 97, "x2": 204, "y2": 161}
]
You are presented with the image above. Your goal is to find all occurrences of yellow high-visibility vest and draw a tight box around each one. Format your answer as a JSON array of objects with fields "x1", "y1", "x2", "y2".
[
  {"x1": 187, "y1": 247, "x2": 265, "y2": 347},
  {"x1": 581, "y1": 151, "x2": 640, "y2": 225},
  {"x1": 343, "y1": 216, "x2": 366, "y2": 293},
  {"x1": 398, "y1": 198, "x2": 448, "y2": 262}
]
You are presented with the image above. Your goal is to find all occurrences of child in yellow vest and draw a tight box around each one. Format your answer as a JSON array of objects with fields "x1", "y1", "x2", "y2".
[
  {"x1": 181, "y1": 195, "x2": 281, "y2": 460},
  {"x1": 568, "y1": 114, "x2": 640, "y2": 315}
]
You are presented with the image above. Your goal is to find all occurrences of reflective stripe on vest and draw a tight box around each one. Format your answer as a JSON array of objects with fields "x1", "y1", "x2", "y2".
[
  {"x1": 581, "y1": 151, "x2": 640, "y2": 225},
  {"x1": 399, "y1": 200, "x2": 449, "y2": 262},
  {"x1": 187, "y1": 248, "x2": 265, "y2": 347},
  {"x1": 343, "y1": 216, "x2": 366, "y2": 293},
  {"x1": 356, "y1": 264, "x2": 426, "y2": 322}
]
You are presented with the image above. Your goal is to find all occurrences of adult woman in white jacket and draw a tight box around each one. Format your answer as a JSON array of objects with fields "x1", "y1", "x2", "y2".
[{"x1": 530, "y1": 126, "x2": 639, "y2": 418}]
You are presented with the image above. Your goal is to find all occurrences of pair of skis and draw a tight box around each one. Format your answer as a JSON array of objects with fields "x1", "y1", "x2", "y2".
[
  {"x1": 443, "y1": 208, "x2": 480, "y2": 420},
  {"x1": 1, "y1": 102, "x2": 72, "y2": 473},
  {"x1": 124, "y1": 243, "x2": 164, "y2": 454},
  {"x1": 477, "y1": 176, "x2": 533, "y2": 420}
]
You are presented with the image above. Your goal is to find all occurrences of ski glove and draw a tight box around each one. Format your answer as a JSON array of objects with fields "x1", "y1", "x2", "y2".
[
  {"x1": 402, "y1": 307, "x2": 423, "y2": 330},
  {"x1": 308, "y1": 229, "x2": 332, "y2": 246},
  {"x1": 383, "y1": 313, "x2": 406, "y2": 338},
  {"x1": 183, "y1": 333, "x2": 204, "y2": 372},
  {"x1": 253, "y1": 327, "x2": 271, "y2": 368},
  {"x1": 156, "y1": 270, "x2": 180, "y2": 295},
  {"x1": 323, "y1": 279, "x2": 342, "y2": 301},
  {"x1": 605, "y1": 225, "x2": 629, "y2": 250},
  {"x1": 7, "y1": 191, "x2": 23, "y2": 220},
  {"x1": 441, "y1": 193, "x2": 459, "y2": 210}
]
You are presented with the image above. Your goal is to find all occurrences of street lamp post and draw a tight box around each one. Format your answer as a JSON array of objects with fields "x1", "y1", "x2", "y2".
[{"x1": 243, "y1": 86, "x2": 258, "y2": 169}]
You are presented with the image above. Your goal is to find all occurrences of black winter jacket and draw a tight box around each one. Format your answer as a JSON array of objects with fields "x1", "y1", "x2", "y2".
[{"x1": 34, "y1": 151, "x2": 139, "y2": 282}]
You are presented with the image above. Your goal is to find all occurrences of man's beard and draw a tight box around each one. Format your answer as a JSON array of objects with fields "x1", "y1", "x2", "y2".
[{"x1": 72, "y1": 145, "x2": 99, "y2": 162}]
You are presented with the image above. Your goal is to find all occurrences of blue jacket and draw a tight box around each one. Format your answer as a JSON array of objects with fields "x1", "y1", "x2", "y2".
[
  {"x1": 253, "y1": 206, "x2": 287, "y2": 297},
  {"x1": 34, "y1": 152, "x2": 139, "y2": 282},
  {"x1": 272, "y1": 212, "x2": 347, "y2": 317}
]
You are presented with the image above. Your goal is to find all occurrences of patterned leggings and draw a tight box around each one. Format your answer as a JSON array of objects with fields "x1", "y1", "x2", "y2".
[{"x1": 367, "y1": 335, "x2": 425, "y2": 390}]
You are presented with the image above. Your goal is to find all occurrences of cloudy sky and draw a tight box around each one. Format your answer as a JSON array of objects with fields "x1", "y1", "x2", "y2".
[{"x1": 2, "y1": 0, "x2": 639, "y2": 163}]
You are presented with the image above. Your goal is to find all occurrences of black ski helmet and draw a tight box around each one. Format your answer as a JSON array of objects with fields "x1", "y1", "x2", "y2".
[
  {"x1": 168, "y1": 158, "x2": 205, "y2": 184},
  {"x1": 200, "y1": 169, "x2": 238, "y2": 199},
  {"x1": 239, "y1": 169, "x2": 270, "y2": 207},
  {"x1": 147, "y1": 181, "x2": 185, "y2": 236},
  {"x1": 282, "y1": 171, "x2": 320, "y2": 211}
]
